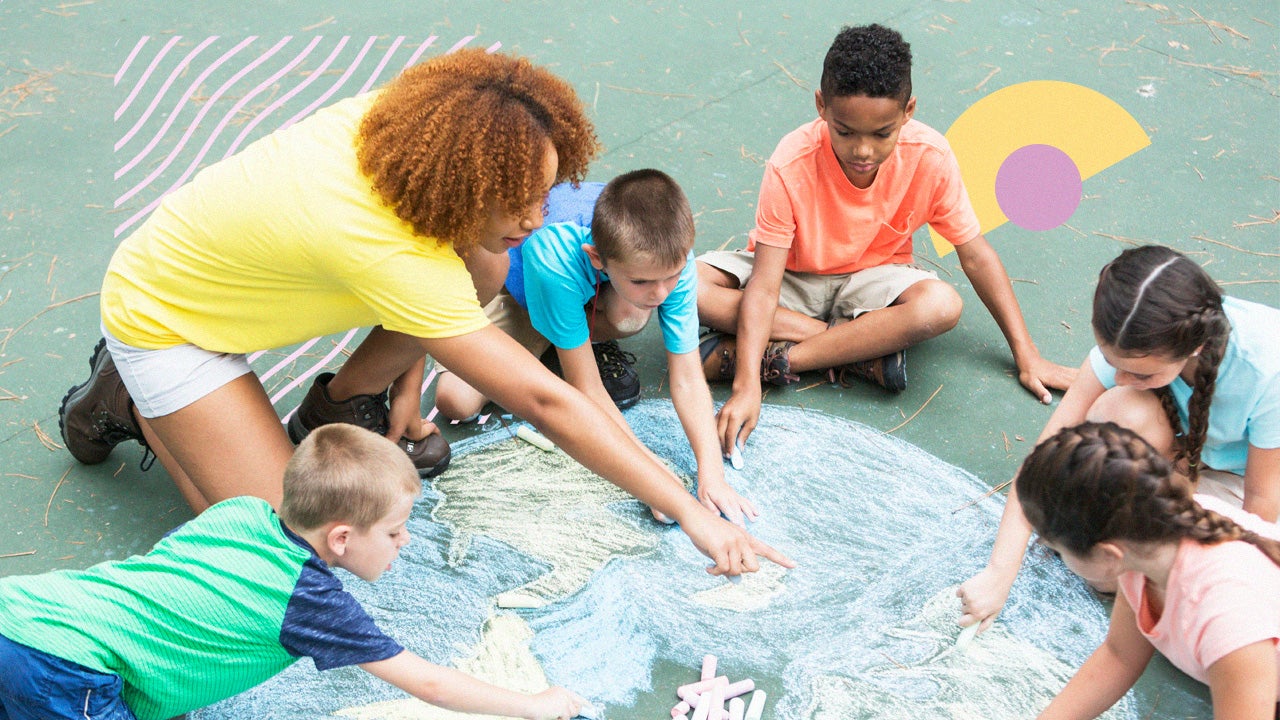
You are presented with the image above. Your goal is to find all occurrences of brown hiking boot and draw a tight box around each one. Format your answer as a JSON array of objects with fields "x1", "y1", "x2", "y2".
[
  {"x1": 699, "y1": 333, "x2": 736, "y2": 382},
  {"x1": 760, "y1": 340, "x2": 799, "y2": 386},
  {"x1": 288, "y1": 372, "x2": 451, "y2": 478},
  {"x1": 59, "y1": 338, "x2": 145, "y2": 464},
  {"x1": 831, "y1": 350, "x2": 907, "y2": 392}
]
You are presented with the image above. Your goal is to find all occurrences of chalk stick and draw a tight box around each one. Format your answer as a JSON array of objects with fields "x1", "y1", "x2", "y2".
[
  {"x1": 575, "y1": 701, "x2": 600, "y2": 719},
  {"x1": 677, "y1": 675, "x2": 727, "y2": 698},
  {"x1": 723, "y1": 678, "x2": 754, "y2": 700},
  {"x1": 689, "y1": 691, "x2": 712, "y2": 720},
  {"x1": 700, "y1": 654, "x2": 717, "y2": 681},
  {"x1": 728, "y1": 697, "x2": 745, "y2": 720},
  {"x1": 494, "y1": 591, "x2": 543, "y2": 609},
  {"x1": 516, "y1": 425, "x2": 556, "y2": 451},
  {"x1": 671, "y1": 700, "x2": 691, "y2": 717},
  {"x1": 728, "y1": 443, "x2": 744, "y2": 470},
  {"x1": 677, "y1": 687, "x2": 700, "y2": 706},
  {"x1": 674, "y1": 716, "x2": 689, "y2": 720},
  {"x1": 707, "y1": 677, "x2": 727, "y2": 720},
  {"x1": 956, "y1": 621, "x2": 980, "y2": 652},
  {"x1": 744, "y1": 690, "x2": 766, "y2": 720}
]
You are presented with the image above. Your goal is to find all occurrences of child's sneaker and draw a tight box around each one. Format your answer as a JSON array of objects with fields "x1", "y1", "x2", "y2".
[
  {"x1": 760, "y1": 340, "x2": 799, "y2": 386},
  {"x1": 59, "y1": 338, "x2": 146, "y2": 464},
  {"x1": 699, "y1": 332, "x2": 736, "y2": 382},
  {"x1": 289, "y1": 372, "x2": 451, "y2": 478},
  {"x1": 831, "y1": 350, "x2": 907, "y2": 392},
  {"x1": 592, "y1": 340, "x2": 640, "y2": 409}
]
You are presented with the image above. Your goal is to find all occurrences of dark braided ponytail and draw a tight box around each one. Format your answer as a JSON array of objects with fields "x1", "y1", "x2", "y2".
[
  {"x1": 1092, "y1": 245, "x2": 1230, "y2": 483},
  {"x1": 1017, "y1": 422, "x2": 1280, "y2": 566}
]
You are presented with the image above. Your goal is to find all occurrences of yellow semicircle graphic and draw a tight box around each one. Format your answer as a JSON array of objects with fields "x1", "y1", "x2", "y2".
[{"x1": 928, "y1": 80, "x2": 1150, "y2": 256}]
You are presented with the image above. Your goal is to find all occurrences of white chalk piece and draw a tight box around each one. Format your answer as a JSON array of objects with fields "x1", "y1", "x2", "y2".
[
  {"x1": 575, "y1": 701, "x2": 601, "y2": 719},
  {"x1": 743, "y1": 690, "x2": 766, "y2": 720},
  {"x1": 722, "y1": 678, "x2": 754, "y2": 700},
  {"x1": 689, "y1": 691, "x2": 712, "y2": 720},
  {"x1": 956, "y1": 621, "x2": 980, "y2": 652},
  {"x1": 728, "y1": 697, "x2": 746, "y2": 720},
  {"x1": 678, "y1": 676, "x2": 726, "y2": 698},
  {"x1": 494, "y1": 591, "x2": 543, "y2": 609},
  {"x1": 674, "y1": 715, "x2": 690, "y2": 720},
  {"x1": 515, "y1": 425, "x2": 555, "y2": 452},
  {"x1": 708, "y1": 677, "x2": 727, "y2": 720},
  {"x1": 671, "y1": 700, "x2": 691, "y2": 717},
  {"x1": 728, "y1": 443, "x2": 744, "y2": 470},
  {"x1": 700, "y1": 654, "x2": 717, "y2": 682}
]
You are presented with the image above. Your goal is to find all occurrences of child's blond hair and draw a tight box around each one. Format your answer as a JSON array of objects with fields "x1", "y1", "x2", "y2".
[{"x1": 280, "y1": 424, "x2": 421, "y2": 531}]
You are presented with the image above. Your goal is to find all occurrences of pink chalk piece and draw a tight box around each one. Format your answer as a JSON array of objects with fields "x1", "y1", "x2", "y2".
[
  {"x1": 743, "y1": 690, "x2": 767, "y2": 720},
  {"x1": 708, "y1": 677, "x2": 727, "y2": 720},
  {"x1": 677, "y1": 676, "x2": 727, "y2": 698},
  {"x1": 723, "y1": 678, "x2": 754, "y2": 700},
  {"x1": 700, "y1": 654, "x2": 717, "y2": 681},
  {"x1": 671, "y1": 701, "x2": 691, "y2": 718},
  {"x1": 678, "y1": 687, "x2": 700, "y2": 706},
  {"x1": 728, "y1": 697, "x2": 746, "y2": 720},
  {"x1": 689, "y1": 691, "x2": 712, "y2": 720}
]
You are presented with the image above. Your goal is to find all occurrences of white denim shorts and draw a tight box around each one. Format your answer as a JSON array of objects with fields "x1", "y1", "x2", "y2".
[{"x1": 102, "y1": 324, "x2": 254, "y2": 418}]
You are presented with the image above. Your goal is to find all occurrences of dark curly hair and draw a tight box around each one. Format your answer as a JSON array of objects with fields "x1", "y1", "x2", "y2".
[
  {"x1": 1016, "y1": 421, "x2": 1280, "y2": 565},
  {"x1": 1092, "y1": 245, "x2": 1229, "y2": 483},
  {"x1": 357, "y1": 49, "x2": 600, "y2": 256},
  {"x1": 820, "y1": 24, "x2": 912, "y2": 104}
]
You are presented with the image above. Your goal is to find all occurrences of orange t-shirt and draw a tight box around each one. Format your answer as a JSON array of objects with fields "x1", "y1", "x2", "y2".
[{"x1": 748, "y1": 118, "x2": 981, "y2": 275}]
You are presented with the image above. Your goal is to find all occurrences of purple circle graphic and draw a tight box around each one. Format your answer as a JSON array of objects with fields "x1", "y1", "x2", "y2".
[{"x1": 995, "y1": 144, "x2": 1083, "y2": 231}]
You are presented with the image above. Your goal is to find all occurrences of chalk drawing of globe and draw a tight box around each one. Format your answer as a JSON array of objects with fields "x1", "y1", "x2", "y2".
[{"x1": 194, "y1": 401, "x2": 1208, "y2": 719}]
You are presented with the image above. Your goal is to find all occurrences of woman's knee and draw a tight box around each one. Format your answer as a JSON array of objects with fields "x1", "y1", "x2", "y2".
[{"x1": 434, "y1": 373, "x2": 488, "y2": 421}]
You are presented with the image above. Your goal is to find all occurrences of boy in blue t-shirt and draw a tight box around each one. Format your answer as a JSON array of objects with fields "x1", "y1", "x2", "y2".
[
  {"x1": 0, "y1": 424, "x2": 585, "y2": 720},
  {"x1": 437, "y1": 170, "x2": 759, "y2": 525}
]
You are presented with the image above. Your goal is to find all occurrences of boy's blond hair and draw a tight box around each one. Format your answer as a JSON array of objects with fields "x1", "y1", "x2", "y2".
[
  {"x1": 592, "y1": 169, "x2": 694, "y2": 268},
  {"x1": 279, "y1": 424, "x2": 421, "y2": 531}
]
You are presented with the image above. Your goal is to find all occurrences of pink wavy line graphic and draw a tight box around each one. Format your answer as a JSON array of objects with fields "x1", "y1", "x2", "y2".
[
  {"x1": 113, "y1": 37, "x2": 288, "y2": 215},
  {"x1": 113, "y1": 35, "x2": 218, "y2": 152},
  {"x1": 401, "y1": 35, "x2": 439, "y2": 68},
  {"x1": 258, "y1": 336, "x2": 321, "y2": 383},
  {"x1": 110, "y1": 37, "x2": 294, "y2": 233},
  {"x1": 219, "y1": 36, "x2": 351, "y2": 163},
  {"x1": 113, "y1": 36, "x2": 150, "y2": 87},
  {"x1": 445, "y1": 35, "x2": 476, "y2": 55},
  {"x1": 115, "y1": 36, "x2": 181, "y2": 120},
  {"x1": 215, "y1": 36, "x2": 325, "y2": 161},
  {"x1": 276, "y1": 35, "x2": 377, "y2": 132},
  {"x1": 356, "y1": 35, "x2": 406, "y2": 95}
]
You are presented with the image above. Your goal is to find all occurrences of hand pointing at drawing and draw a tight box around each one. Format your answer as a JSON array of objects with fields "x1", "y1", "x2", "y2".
[{"x1": 680, "y1": 508, "x2": 797, "y2": 576}]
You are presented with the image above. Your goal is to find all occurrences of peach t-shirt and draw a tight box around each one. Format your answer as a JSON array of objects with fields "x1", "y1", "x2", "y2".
[
  {"x1": 748, "y1": 117, "x2": 981, "y2": 275},
  {"x1": 1118, "y1": 495, "x2": 1280, "y2": 690}
]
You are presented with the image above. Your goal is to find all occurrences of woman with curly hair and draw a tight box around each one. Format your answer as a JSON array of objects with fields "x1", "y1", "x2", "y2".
[
  {"x1": 60, "y1": 49, "x2": 789, "y2": 576},
  {"x1": 959, "y1": 244, "x2": 1280, "y2": 631},
  {"x1": 1017, "y1": 422, "x2": 1279, "y2": 718}
]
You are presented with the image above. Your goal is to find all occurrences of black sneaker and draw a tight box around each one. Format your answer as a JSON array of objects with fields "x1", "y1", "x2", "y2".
[
  {"x1": 593, "y1": 340, "x2": 640, "y2": 409},
  {"x1": 59, "y1": 338, "x2": 145, "y2": 464}
]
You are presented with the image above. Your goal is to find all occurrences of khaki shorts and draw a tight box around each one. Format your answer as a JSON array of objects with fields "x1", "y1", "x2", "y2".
[
  {"x1": 484, "y1": 288, "x2": 550, "y2": 357},
  {"x1": 697, "y1": 249, "x2": 937, "y2": 322}
]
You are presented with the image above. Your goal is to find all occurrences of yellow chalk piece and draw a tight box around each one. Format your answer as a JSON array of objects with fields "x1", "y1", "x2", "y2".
[
  {"x1": 515, "y1": 425, "x2": 555, "y2": 452},
  {"x1": 929, "y1": 80, "x2": 1150, "y2": 256}
]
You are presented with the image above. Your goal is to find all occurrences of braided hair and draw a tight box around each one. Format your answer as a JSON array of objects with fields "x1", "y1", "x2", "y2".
[
  {"x1": 1017, "y1": 422, "x2": 1280, "y2": 565},
  {"x1": 1092, "y1": 245, "x2": 1230, "y2": 483}
]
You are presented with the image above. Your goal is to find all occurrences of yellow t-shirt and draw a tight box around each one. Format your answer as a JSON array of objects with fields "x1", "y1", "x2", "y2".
[{"x1": 101, "y1": 92, "x2": 488, "y2": 353}]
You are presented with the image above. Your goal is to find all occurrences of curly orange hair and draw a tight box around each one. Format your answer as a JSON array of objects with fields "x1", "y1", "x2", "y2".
[{"x1": 357, "y1": 49, "x2": 599, "y2": 256}]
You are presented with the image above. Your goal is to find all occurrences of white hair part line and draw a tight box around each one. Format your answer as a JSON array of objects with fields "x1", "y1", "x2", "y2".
[{"x1": 1115, "y1": 256, "x2": 1181, "y2": 344}]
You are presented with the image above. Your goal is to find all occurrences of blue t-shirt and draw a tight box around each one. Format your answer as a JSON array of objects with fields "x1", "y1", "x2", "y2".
[
  {"x1": 1089, "y1": 296, "x2": 1280, "y2": 474},
  {"x1": 505, "y1": 181, "x2": 604, "y2": 307},
  {"x1": 521, "y1": 223, "x2": 700, "y2": 355}
]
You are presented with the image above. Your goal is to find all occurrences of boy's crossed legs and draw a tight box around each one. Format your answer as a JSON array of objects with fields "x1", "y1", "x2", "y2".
[{"x1": 696, "y1": 250, "x2": 961, "y2": 391}]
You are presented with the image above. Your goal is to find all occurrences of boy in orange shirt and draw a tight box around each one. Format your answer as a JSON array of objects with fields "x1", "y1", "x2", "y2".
[{"x1": 697, "y1": 23, "x2": 1075, "y2": 453}]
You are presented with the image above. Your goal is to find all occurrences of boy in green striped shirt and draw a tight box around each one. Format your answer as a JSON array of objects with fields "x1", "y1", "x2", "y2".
[{"x1": 0, "y1": 424, "x2": 584, "y2": 720}]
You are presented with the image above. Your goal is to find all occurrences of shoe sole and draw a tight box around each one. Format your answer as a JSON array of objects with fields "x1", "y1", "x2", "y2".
[{"x1": 58, "y1": 337, "x2": 111, "y2": 464}]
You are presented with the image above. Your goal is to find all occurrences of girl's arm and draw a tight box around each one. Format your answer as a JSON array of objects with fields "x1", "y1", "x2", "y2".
[
  {"x1": 1038, "y1": 592, "x2": 1155, "y2": 720},
  {"x1": 1242, "y1": 445, "x2": 1280, "y2": 523},
  {"x1": 958, "y1": 358, "x2": 1106, "y2": 628},
  {"x1": 361, "y1": 651, "x2": 584, "y2": 720},
  {"x1": 1206, "y1": 640, "x2": 1278, "y2": 720}
]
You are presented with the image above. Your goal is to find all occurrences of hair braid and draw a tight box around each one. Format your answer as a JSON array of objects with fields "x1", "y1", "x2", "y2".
[{"x1": 1017, "y1": 421, "x2": 1280, "y2": 568}]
